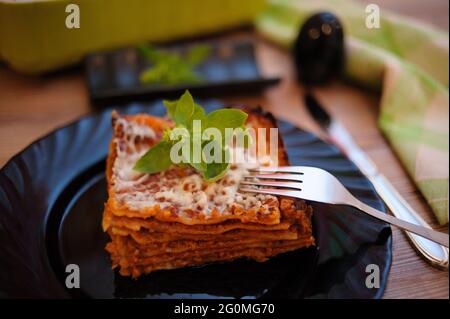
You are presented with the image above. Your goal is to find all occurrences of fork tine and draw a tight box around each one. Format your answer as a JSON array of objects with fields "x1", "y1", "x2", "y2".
[
  {"x1": 240, "y1": 180, "x2": 302, "y2": 190},
  {"x1": 245, "y1": 173, "x2": 303, "y2": 182},
  {"x1": 249, "y1": 166, "x2": 304, "y2": 174},
  {"x1": 239, "y1": 186, "x2": 302, "y2": 198}
]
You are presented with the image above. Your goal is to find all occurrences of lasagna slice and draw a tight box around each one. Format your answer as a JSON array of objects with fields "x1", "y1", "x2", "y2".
[{"x1": 103, "y1": 108, "x2": 314, "y2": 278}]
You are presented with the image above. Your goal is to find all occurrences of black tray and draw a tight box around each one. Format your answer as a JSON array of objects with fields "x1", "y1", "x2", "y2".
[{"x1": 85, "y1": 41, "x2": 280, "y2": 106}]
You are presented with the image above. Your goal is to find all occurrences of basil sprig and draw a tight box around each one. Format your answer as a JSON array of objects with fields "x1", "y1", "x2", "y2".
[{"x1": 133, "y1": 91, "x2": 248, "y2": 182}]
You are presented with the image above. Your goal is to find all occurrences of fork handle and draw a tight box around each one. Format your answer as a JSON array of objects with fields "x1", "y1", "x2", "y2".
[
  {"x1": 369, "y1": 174, "x2": 448, "y2": 268},
  {"x1": 355, "y1": 201, "x2": 449, "y2": 248}
]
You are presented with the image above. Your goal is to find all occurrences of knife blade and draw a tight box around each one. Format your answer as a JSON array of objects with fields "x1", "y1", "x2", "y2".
[{"x1": 304, "y1": 93, "x2": 449, "y2": 269}]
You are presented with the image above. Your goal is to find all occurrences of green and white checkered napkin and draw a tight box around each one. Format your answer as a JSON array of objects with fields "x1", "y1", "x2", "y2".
[{"x1": 255, "y1": 0, "x2": 449, "y2": 225}]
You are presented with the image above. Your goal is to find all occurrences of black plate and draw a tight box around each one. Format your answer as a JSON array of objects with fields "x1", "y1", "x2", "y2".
[
  {"x1": 0, "y1": 101, "x2": 392, "y2": 299},
  {"x1": 85, "y1": 41, "x2": 280, "y2": 106}
]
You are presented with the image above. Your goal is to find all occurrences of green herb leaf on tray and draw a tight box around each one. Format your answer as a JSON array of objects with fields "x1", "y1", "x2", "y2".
[
  {"x1": 186, "y1": 45, "x2": 212, "y2": 65},
  {"x1": 134, "y1": 90, "x2": 248, "y2": 181},
  {"x1": 138, "y1": 44, "x2": 211, "y2": 85}
]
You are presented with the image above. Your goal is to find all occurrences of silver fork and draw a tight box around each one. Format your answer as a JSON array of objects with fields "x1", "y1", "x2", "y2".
[{"x1": 240, "y1": 166, "x2": 449, "y2": 247}]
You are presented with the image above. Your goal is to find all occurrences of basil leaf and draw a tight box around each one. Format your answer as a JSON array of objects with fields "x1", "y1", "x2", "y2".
[
  {"x1": 186, "y1": 45, "x2": 211, "y2": 65},
  {"x1": 205, "y1": 109, "x2": 248, "y2": 137},
  {"x1": 138, "y1": 45, "x2": 208, "y2": 85},
  {"x1": 192, "y1": 103, "x2": 206, "y2": 121},
  {"x1": 133, "y1": 140, "x2": 173, "y2": 174},
  {"x1": 134, "y1": 91, "x2": 249, "y2": 182},
  {"x1": 190, "y1": 161, "x2": 207, "y2": 172},
  {"x1": 203, "y1": 147, "x2": 231, "y2": 182},
  {"x1": 204, "y1": 162, "x2": 229, "y2": 182},
  {"x1": 174, "y1": 90, "x2": 195, "y2": 126},
  {"x1": 163, "y1": 100, "x2": 177, "y2": 119},
  {"x1": 137, "y1": 45, "x2": 165, "y2": 63},
  {"x1": 182, "y1": 139, "x2": 206, "y2": 172}
]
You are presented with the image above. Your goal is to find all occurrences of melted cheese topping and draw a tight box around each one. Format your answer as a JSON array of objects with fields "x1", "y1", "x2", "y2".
[{"x1": 111, "y1": 117, "x2": 277, "y2": 218}]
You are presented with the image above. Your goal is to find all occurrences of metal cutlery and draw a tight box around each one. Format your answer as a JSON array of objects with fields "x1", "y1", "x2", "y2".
[
  {"x1": 292, "y1": 11, "x2": 448, "y2": 267},
  {"x1": 240, "y1": 166, "x2": 449, "y2": 248},
  {"x1": 303, "y1": 93, "x2": 449, "y2": 269}
]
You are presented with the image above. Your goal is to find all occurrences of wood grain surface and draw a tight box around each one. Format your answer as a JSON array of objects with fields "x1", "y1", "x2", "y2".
[{"x1": 0, "y1": 0, "x2": 448, "y2": 299}]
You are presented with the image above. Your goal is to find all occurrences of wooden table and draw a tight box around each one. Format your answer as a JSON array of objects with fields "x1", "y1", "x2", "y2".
[{"x1": 0, "y1": 2, "x2": 448, "y2": 299}]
